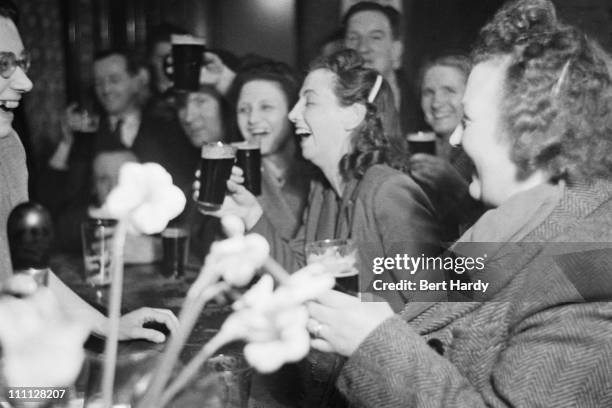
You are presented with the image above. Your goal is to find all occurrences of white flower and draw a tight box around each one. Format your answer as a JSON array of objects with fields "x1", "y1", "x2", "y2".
[
  {"x1": 219, "y1": 265, "x2": 334, "y2": 373},
  {"x1": 0, "y1": 289, "x2": 90, "y2": 387},
  {"x1": 204, "y1": 233, "x2": 270, "y2": 287},
  {"x1": 104, "y1": 162, "x2": 186, "y2": 234}
]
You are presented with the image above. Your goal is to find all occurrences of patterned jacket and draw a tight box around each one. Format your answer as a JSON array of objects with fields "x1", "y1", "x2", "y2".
[{"x1": 337, "y1": 180, "x2": 612, "y2": 407}]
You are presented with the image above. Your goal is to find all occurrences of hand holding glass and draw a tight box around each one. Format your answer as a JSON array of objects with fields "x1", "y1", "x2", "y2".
[{"x1": 306, "y1": 239, "x2": 359, "y2": 295}]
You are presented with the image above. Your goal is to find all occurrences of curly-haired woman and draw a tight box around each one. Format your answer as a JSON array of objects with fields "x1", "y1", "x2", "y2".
[
  {"x1": 305, "y1": 0, "x2": 612, "y2": 406},
  {"x1": 221, "y1": 49, "x2": 442, "y2": 313},
  {"x1": 217, "y1": 49, "x2": 441, "y2": 407}
]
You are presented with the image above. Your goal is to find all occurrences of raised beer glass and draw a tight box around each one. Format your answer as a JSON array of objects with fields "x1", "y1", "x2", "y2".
[
  {"x1": 197, "y1": 143, "x2": 236, "y2": 212},
  {"x1": 169, "y1": 34, "x2": 206, "y2": 91},
  {"x1": 232, "y1": 140, "x2": 261, "y2": 196}
]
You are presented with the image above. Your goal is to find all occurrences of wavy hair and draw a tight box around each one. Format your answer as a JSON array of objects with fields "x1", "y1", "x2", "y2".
[
  {"x1": 473, "y1": 0, "x2": 612, "y2": 183},
  {"x1": 309, "y1": 49, "x2": 405, "y2": 179}
]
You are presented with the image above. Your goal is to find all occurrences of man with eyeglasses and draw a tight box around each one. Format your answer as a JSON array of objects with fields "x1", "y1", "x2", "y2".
[
  {"x1": 0, "y1": 0, "x2": 33, "y2": 280},
  {"x1": 0, "y1": 0, "x2": 178, "y2": 351}
]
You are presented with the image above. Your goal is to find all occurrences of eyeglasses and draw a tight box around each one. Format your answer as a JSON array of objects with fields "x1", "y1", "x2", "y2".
[{"x1": 0, "y1": 51, "x2": 31, "y2": 79}]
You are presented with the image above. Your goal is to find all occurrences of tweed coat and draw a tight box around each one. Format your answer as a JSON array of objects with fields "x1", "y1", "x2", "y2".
[
  {"x1": 337, "y1": 180, "x2": 612, "y2": 407},
  {"x1": 251, "y1": 163, "x2": 442, "y2": 312}
]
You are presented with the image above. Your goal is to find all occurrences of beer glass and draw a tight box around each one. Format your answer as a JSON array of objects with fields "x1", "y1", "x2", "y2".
[
  {"x1": 161, "y1": 227, "x2": 189, "y2": 279},
  {"x1": 168, "y1": 34, "x2": 206, "y2": 91},
  {"x1": 232, "y1": 141, "x2": 261, "y2": 196},
  {"x1": 305, "y1": 239, "x2": 359, "y2": 295},
  {"x1": 407, "y1": 131, "x2": 437, "y2": 155},
  {"x1": 197, "y1": 143, "x2": 236, "y2": 212},
  {"x1": 81, "y1": 218, "x2": 117, "y2": 287}
]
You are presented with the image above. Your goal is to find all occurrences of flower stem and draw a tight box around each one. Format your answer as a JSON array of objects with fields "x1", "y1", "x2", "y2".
[
  {"x1": 101, "y1": 218, "x2": 127, "y2": 408},
  {"x1": 136, "y1": 279, "x2": 229, "y2": 408},
  {"x1": 158, "y1": 330, "x2": 232, "y2": 407}
]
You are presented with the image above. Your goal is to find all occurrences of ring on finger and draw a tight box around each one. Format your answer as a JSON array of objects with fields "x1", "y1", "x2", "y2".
[{"x1": 311, "y1": 322, "x2": 323, "y2": 338}]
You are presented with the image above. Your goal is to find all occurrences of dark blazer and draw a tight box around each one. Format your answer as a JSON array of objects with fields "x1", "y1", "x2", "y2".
[
  {"x1": 250, "y1": 164, "x2": 443, "y2": 408},
  {"x1": 257, "y1": 159, "x2": 312, "y2": 241},
  {"x1": 337, "y1": 180, "x2": 612, "y2": 407},
  {"x1": 94, "y1": 104, "x2": 197, "y2": 195},
  {"x1": 252, "y1": 164, "x2": 442, "y2": 312},
  {"x1": 37, "y1": 104, "x2": 196, "y2": 252}
]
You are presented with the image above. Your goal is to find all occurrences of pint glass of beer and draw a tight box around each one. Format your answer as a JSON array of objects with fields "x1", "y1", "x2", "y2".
[
  {"x1": 232, "y1": 141, "x2": 261, "y2": 196},
  {"x1": 197, "y1": 143, "x2": 236, "y2": 212},
  {"x1": 169, "y1": 34, "x2": 206, "y2": 91},
  {"x1": 407, "y1": 131, "x2": 437, "y2": 155}
]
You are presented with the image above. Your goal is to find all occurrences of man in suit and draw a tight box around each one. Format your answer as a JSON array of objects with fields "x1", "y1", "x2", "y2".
[
  {"x1": 0, "y1": 0, "x2": 176, "y2": 359},
  {"x1": 342, "y1": 1, "x2": 419, "y2": 132},
  {"x1": 40, "y1": 49, "x2": 195, "y2": 222}
]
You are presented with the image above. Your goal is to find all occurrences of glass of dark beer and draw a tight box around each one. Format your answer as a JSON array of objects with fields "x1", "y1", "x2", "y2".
[
  {"x1": 407, "y1": 131, "x2": 437, "y2": 155},
  {"x1": 169, "y1": 34, "x2": 206, "y2": 91},
  {"x1": 232, "y1": 141, "x2": 261, "y2": 196},
  {"x1": 161, "y1": 227, "x2": 189, "y2": 279},
  {"x1": 197, "y1": 143, "x2": 236, "y2": 212}
]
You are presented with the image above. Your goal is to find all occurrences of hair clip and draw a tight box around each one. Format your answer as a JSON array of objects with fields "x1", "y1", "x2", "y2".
[
  {"x1": 367, "y1": 74, "x2": 383, "y2": 103},
  {"x1": 552, "y1": 59, "x2": 571, "y2": 97}
]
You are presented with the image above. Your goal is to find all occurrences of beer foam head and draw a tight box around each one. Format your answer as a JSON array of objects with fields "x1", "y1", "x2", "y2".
[
  {"x1": 231, "y1": 141, "x2": 260, "y2": 150},
  {"x1": 161, "y1": 227, "x2": 188, "y2": 238},
  {"x1": 171, "y1": 34, "x2": 206, "y2": 46},
  {"x1": 406, "y1": 131, "x2": 436, "y2": 142},
  {"x1": 201, "y1": 143, "x2": 236, "y2": 159}
]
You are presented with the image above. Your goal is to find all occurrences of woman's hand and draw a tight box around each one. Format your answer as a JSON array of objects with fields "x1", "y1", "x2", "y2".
[
  {"x1": 200, "y1": 52, "x2": 236, "y2": 95},
  {"x1": 194, "y1": 166, "x2": 263, "y2": 229},
  {"x1": 306, "y1": 290, "x2": 394, "y2": 357},
  {"x1": 59, "y1": 103, "x2": 80, "y2": 145},
  {"x1": 118, "y1": 307, "x2": 179, "y2": 343}
]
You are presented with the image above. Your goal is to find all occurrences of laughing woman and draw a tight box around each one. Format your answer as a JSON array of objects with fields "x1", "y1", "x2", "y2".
[
  {"x1": 234, "y1": 61, "x2": 313, "y2": 240},
  {"x1": 306, "y1": 0, "x2": 612, "y2": 406},
  {"x1": 223, "y1": 49, "x2": 442, "y2": 311}
]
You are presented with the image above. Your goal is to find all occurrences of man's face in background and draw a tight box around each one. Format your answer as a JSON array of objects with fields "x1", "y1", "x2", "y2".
[
  {"x1": 344, "y1": 10, "x2": 403, "y2": 79},
  {"x1": 93, "y1": 54, "x2": 142, "y2": 116}
]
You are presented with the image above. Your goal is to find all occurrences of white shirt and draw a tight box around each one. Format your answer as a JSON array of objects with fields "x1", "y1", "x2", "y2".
[{"x1": 110, "y1": 111, "x2": 141, "y2": 148}]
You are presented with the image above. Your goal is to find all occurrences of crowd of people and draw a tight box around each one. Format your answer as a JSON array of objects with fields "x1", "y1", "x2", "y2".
[{"x1": 0, "y1": 0, "x2": 611, "y2": 406}]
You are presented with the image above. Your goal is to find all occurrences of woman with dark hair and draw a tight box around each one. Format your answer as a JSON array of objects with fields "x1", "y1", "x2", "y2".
[
  {"x1": 216, "y1": 48, "x2": 440, "y2": 408},
  {"x1": 221, "y1": 49, "x2": 441, "y2": 311},
  {"x1": 234, "y1": 61, "x2": 313, "y2": 239},
  {"x1": 305, "y1": 0, "x2": 612, "y2": 406}
]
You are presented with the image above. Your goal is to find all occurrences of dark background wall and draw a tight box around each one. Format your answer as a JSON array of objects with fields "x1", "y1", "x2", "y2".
[{"x1": 15, "y1": 0, "x2": 612, "y2": 163}]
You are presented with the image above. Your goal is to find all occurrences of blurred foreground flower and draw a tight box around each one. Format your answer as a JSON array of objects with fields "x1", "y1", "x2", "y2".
[
  {"x1": 0, "y1": 289, "x2": 89, "y2": 387},
  {"x1": 142, "y1": 216, "x2": 334, "y2": 407},
  {"x1": 101, "y1": 163, "x2": 187, "y2": 407},
  {"x1": 225, "y1": 264, "x2": 334, "y2": 373},
  {"x1": 105, "y1": 162, "x2": 186, "y2": 235}
]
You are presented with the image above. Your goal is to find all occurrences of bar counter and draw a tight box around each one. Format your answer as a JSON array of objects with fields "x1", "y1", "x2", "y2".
[{"x1": 50, "y1": 253, "x2": 248, "y2": 407}]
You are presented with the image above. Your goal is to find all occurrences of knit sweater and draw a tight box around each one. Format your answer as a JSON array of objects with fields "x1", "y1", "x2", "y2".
[{"x1": 0, "y1": 131, "x2": 28, "y2": 280}]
